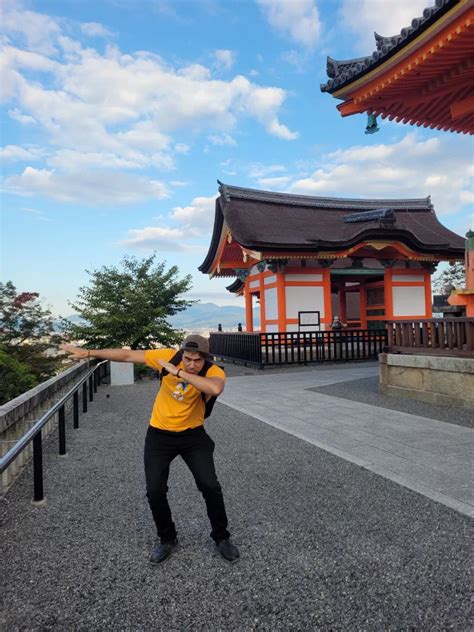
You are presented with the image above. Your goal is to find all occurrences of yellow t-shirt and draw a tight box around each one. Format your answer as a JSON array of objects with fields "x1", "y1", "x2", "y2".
[{"x1": 145, "y1": 349, "x2": 225, "y2": 431}]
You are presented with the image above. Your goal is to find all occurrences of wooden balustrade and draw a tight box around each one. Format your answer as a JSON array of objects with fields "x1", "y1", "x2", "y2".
[{"x1": 386, "y1": 318, "x2": 474, "y2": 357}]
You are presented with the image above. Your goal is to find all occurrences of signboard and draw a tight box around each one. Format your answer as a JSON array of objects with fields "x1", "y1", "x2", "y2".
[{"x1": 298, "y1": 311, "x2": 320, "y2": 331}]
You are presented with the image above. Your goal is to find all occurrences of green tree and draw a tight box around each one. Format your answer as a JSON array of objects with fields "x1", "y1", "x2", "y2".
[
  {"x1": 62, "y1": 254, "x2": 193, "y2": 349},
  {"x1": 0, "y1": 282, "x2": 64, "y2": 404},
  {"x1": 432, "y1": 262, "x2": 465, "y2": 295}
]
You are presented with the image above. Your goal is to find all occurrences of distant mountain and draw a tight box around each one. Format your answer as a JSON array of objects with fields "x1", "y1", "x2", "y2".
[
  {"x1": 170, "y1": 303, "x2": 259, "y2": 331},
  {"x1": 59, "y1": 303, "x2": 258, "y2": 333}
]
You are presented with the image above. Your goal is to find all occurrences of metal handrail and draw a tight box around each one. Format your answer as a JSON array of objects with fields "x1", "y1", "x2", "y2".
[{"x1": 1, "y1": 360, "x2": 109, "y2": 501}]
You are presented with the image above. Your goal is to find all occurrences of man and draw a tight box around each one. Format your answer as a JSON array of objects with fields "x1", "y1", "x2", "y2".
[{"x1": 61, "y1": 334, "x2": 239, "y2": 564}]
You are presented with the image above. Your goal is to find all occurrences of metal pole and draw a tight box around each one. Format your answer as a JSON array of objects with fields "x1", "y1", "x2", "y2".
[
  {"x1": 73, "y1": 391, "x2": 79, "y2": 429},
  {"x1": 93, "y1": 369, "x2": 98, "y2": 393},
  {"x1": 82, "y1": 382, "x2": 88, "y2": 413},
  {"x1": 89, "y1": 375, "x2": 93, "y2": 402},
  {"x1": 33, "y1": 431, "x2": 44, "y2": 502},
  {"x1": 58, "y1": 405, "x2": 66, "y2": 455}
]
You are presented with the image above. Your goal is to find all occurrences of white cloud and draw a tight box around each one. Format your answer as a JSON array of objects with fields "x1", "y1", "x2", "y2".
[
  {"x1": 207, "y1": 133, "x2": 237, "y2": 146},
  {"x1": 257, "y1": 0, "x2": 321, "y2": 48},
  {"x1": 1, "y1": 2, "x2": 297, "y2": 204},
  {"x1": 339, "y1": 0, "x2": 429, "y2": 52},
  {"x1": 288, "y1": 133, "x2": 472, "y2": 218},
  {"x1": 20, "y1": 206, "x2": 50, "y2": 221},
  {"x1": 118, "y1": 226, "x2": 187, "y2": 250},
  {"x1": 1, "y1": 1, "x2": 61, "y2": 55},
  {"x1": 5, "y1": 167, "x2": 169, "y2": 205},
  {"x1": 171, "y1": 195, "x2": 217, "y2": 235},
  {"x1": 174, "y1": 143, "x2": 190, "y2": 154},
  {"x1": 80, "y1": 22, "x2": 114, "y2": 38},
  {"x1": 212, "y1": 49, "x2": 236, "y2": 71},
  {"x1": 8, "y1": 108, "x2": 37, "y2": 125},
  {"x1": 258, "y1": 175, "x2": 291, "y2": 189},
  {"x1": 119, "y1": 194, "x2": 217, "y2": 252},
  {"x1": 0, "y1": 144, "x2": 44, "y2": 162},
  {"x1": 248, "y1": 163, "x2": 286, "y2": 178}
]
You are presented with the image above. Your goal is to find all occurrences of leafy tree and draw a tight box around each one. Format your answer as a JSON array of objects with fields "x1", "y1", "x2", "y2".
[
  {"x1": 62, "y1": 254, "x2": 193, "y2": 349},
  {"x1": 432, "y1": 262, "x2": 466, "y2": 295},
  {"x1": 0, "y1": 282, "x2": 64, "y2": 404}
]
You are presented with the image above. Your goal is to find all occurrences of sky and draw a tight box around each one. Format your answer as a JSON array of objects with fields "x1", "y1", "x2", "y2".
[{"x1": 1, "y1": 0, "x2": 473, "y2": 318}]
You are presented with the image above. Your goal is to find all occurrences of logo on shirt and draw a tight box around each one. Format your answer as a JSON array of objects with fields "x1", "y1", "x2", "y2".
[{"x1": 172, "y1": 381, "x2": 187, "y2": 401}]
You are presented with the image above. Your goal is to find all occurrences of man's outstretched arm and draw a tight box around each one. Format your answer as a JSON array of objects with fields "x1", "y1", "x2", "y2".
[{"x1": 60, "y1": 344, "x2": 147, "y2": 364}]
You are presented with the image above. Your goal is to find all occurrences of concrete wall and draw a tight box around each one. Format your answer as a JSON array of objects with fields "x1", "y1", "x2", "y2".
[{"x1": 379, "y1": 353, "x2": 474, "y2": 410}]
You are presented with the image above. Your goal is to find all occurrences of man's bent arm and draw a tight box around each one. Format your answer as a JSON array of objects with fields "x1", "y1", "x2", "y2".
[
  {"x1": 157, "y1": 359, "x2": 224, "y2": 396},
  {"x1": 61, "y1": 344, "x2": 147, "y2": 363}
]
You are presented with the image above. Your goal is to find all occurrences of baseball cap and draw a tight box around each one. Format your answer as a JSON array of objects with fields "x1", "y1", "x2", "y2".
[{"x1": 180, "y1": 334, "x2": 209, "y2": 356}]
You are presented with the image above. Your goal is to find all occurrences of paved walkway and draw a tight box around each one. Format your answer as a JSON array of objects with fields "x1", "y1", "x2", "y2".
[{"x1": 219, "y1": 365, "x2": 474, "y2": 517}]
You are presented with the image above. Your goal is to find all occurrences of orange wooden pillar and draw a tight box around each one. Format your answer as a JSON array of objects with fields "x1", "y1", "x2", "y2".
[
  {"x1": 323, "y1": 268, "x2": 332, "y2": 330},
  {"x1": 359, "y1": 284, "x2": 368, "y2": 329},
  {"x1": 244, "y1": 280, "x2": 253, "y2": 332},
  {"x1": 338, "y1": 288, "x2": 347, "y2": 323},
  {"x1": 259, "y1": 270, "x2": 266, "y2": 332},
  {"x1": 384, "y1": 269, "x2": 393, "y2": 321},
  {"x1": 276, "y1": 271, "x2": 286, "y2": 332},
  {"x1": 424, "y1": 272, "x2": 433, "y2": 318}
]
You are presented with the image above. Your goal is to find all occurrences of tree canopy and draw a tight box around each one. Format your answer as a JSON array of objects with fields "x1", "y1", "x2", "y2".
[
  {"x1": 62, "y1": 254, "x2": 193, "y2": 349},
  {"x1": 432, "y1": 262, "x2": 466, "y2": 295},
  {"x1": 0, "y1": 281, "x2": 63, "y2": 404}
]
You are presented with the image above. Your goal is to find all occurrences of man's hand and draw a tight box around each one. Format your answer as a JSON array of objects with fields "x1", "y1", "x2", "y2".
[
  {"x1": 60, "y1": 344, "x2": 89, "y2": 360},
  {"x1": 158, "y1": 359, "x2": 179, "y2": 376}
]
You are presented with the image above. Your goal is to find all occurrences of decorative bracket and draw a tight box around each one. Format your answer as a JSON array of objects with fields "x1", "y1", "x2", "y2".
[
  {"x1": 421, "y1": 261, "x2": 439, "y2": 274},
  {"x1": 316, "y1": 259, "x2": 332, "y2": 268},
  {"x1": 235, "y1": 268, "x2": 250, "y2": 282}
]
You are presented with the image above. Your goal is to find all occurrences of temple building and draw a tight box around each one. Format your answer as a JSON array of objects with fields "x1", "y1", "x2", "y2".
[
  {"x1": 320, "y1": 0, "x2": 474, "y2": 135},
  {"x1": 199, "y1": 183, "x2": 465, "y2": 332}
]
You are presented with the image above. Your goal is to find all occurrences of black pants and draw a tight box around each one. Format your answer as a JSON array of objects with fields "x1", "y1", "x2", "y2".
[{"x1": 144, "y1": 425, "x2": 230, "y2": 544}]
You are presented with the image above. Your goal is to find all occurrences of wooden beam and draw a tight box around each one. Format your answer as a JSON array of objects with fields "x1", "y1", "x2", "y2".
[{"x1": 451, "y1": 94, "x2": 474, "y2": 118}]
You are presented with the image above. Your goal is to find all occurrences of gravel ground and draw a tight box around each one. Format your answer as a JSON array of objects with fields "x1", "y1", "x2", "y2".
[{"x1": 2, "y1": 379, "x2": 473, "y2": 631}]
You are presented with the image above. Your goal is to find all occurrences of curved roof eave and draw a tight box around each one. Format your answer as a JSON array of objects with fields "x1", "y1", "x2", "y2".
[
  {"x1": 320, "y1": 0, "x2": 459, "y2": 94},
  {"x1": 198, "y1": 198, "x2": 224, "y2": 274},
  {"x1": 235, "y1": 227, "x2": 465, "y2": 257}
]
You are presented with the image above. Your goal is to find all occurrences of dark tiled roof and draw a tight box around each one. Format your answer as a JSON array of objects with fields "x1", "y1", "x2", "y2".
[
  {"x1": 321, "y1": 0, "x2": 459, "y2": 94},
  {"x1": 225, "y1": 279, "x2": 244, "y2": 294},
  {"x1": 198, "y1": 182, "x2": 464, "y2": 274}
]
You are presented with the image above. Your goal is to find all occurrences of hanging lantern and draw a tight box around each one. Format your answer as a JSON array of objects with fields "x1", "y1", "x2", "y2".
[{"x1": 365, "y1": 112, "x2": 379, "y2": 134}]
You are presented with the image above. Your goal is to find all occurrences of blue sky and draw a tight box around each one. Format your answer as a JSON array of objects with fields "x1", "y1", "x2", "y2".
[{"x1": 1, "y1": 0, "x2": 473, "y2": 317}]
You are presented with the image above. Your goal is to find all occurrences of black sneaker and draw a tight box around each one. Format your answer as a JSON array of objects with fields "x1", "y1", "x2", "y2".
[
  {"x1": 216, "y1": 538, "x2": 240, "y2": 563},
  {"x1": 149, "y1": 539, "x2": 178, "y2": 564}
]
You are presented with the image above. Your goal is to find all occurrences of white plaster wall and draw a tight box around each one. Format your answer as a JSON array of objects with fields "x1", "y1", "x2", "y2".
[
  {"x1": 285, "y1": 286, "x2": 325, "y2": 318},
  {"x1": 393, "y1": 275, "x2": 424, "y2": 282},
  {"x1": 265, "y1": 324, "x2": 278, "y2": 333},
  {"x1": 286, "y1": 324, "x2": 299, "y2": 332},
  {"x1": 250, "y1": 264, "x2": 260, "y2": 275},
  {"x1": 392, "y1": 286, "x2": 426, "y2": 316},
  {"x1": 264, "y1": 275, "x2": 276, "y2": 285},
  {"x1": 249, "y1": 280, "x2": 260, "y2": 289},
  {"x1": 285, "y1": 274, "x2": 323, "y2": 282},
  {"x1": 251, "y1": 296, "x2": 262, "y2": 331},
  {"x1": 264, "y1": 287, "x2": 278, "y2": 320}
]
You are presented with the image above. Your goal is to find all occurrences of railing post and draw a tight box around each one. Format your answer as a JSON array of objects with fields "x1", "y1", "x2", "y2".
[
  {"x1": 93, "y1": 369, "x2": 98, "y2": 393},
  {"x1": 82, "y1": 382, "x2": 88, "y2": 413},
  {"x1": 33, "y1": 432, "x2": 44, "y2": 503},
  {"x1": 58, "y1": 405, "x2": 66, "y2": 456},
  {"x1": 73, "y1": 391, "x2": 79, "y2": 429},
  {"x1": 89, "y1": 375, "x2": 94, "y2": 402}
]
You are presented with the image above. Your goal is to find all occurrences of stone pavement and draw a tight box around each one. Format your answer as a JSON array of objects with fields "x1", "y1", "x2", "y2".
[{"x1": 219, "y1": 364, "x2": 474, "y2": 518}]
